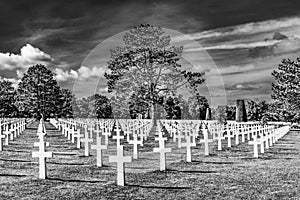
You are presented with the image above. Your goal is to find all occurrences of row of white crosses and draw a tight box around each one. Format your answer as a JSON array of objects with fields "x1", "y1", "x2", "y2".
[
  {"x1": 161, "y1": 119, "x2": 292, "y2": 160},
  {"x1": 0, "y1": 119, "x2": 26, "y2": 151},
  {"x1": 54, "y1": 118, "x2": 152, "y2": 186},
  {"x1": 117, "y1": 119, "x2": 152, "y2": 159},
  {"x1": 51, "y1": 118, "x2": 291, "y2": 186},
  {"x1": 32, "y1": 119, "x2": 53, "y2": 179},
  {"x1": 248, "y1": 124, "x2": 290, "y2": 158},
  {"x1": 161, "y1": 120, "x2": 212, "y2": 162}
]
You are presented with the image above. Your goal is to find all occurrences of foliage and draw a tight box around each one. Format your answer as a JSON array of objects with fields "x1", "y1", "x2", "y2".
[
  {"x1": 74, "y1": 94, "x2": 112, "y2": 119},
  {"x1": 188, "y1": 93, "x2": 209, "y2": 120},
  {"x1": 56, "y1": 89, "x2": 74, "y2": 118},
  {"x1": 271, "y1": 58, "x2": 300, "y2": 122},
  {"x1": 94, "y1": 94, "x2": 113, "y2": 118},
  {"x1": 212, "y1": 106, "x2": 227, "y2": 124},
  {"x1": 16, "y1": 64, "x2": 62, "y2": 119},
  {"x1": 104, "y1": 24, "x2": 205, "y2": 119},
  {"x1": 0, "y1": 80, "x2": 19, "y2": 117},
  {"x1": 226, "y1": 105, "x2": 236, "y2": 120},
  {"x1": 246, "y1": 100, "x2": 269, "y2": 121}
]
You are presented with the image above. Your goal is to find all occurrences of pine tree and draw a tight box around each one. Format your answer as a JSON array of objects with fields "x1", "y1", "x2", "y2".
[
  {"x1": 271, "y1": 58, "x2": 300, "y2": 122},
  {"x1": 105, "y1": 24, "x2": 205, "y2": 121}
]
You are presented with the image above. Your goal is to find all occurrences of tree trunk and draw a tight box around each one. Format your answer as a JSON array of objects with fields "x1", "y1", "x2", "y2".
[{"x1": 151, "y1": 103, "x2": 157, "y2": 126}]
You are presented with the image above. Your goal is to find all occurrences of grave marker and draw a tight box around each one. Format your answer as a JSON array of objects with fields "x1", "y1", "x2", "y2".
[
  {"x1": 80, "y1": 129, "x2": 93, "y2": 156},
  {"x1": 91, "y1": 136, "x2": 107, "y2": 167},
  {"x1": 109, "y1": 146, "x2": 132, "y2": 186},
  {"x1": 200, "y1": 128, "x2": 213, "y2": 156},
  {"x1": 153, "y1": 133, "x2": 172, "y2": 171},
  {"x1": 128, "y1": 134, "x2": 143, "y2": 159}
]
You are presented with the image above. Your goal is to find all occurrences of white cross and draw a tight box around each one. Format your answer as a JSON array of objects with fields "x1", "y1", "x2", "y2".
[
  {"x1": 32, "y1": 149, "x2": 53, "y2": 179},
  {"x1": 94, "y1": 125, "x2": 102, "y2": 138},
  {"x1": 108, "y1": 145, "x2": 132, "y2": 186},
  {"x1": 249, "y1": 135, "x2": 260, "y2": 158},
  {"x1": 88, "y1": 125, "x2": 94, "y2": 138},
  {"x1": 153, "y1": 135, "x2": 172, "y2": 171},
  {"x1": 72, "y1": 129, "x2": 81, "y2": 148},
  {"x1": 234, "y1": 126, "x2": 240, "y2": 145},
  {"x1": 259, "y1": 134, "x2": 265, "y2": 154},
  {"x1": 80, "y1": 129, "x2": 93, "y2": 156},
  {"x1": 71, "y1": 126, "x2": 77, "y2": 143},
  {"x1": 128, "y1": 134, "x2": 143, "y2": 159},
  {"x1": 241, "y1": 125, "x2": 246, "y2": 142},
  {"x1": 9, "y1": 127, "x2": 14, "y2": 140},
  {"x1": 190, "y1": 127, "x2": 198, "y2": 146},
  {"x1": 102, "y1": 127, "x2": 110, "y2": 146},
  {"x1": 3, "y1": 129, "x2": 11, "y2": 145},
  {"x1": 91, "y1": 136, "x2": 107, "y2": 167},
  {"x1": 113, "y1": 125, "x2": 124, "y2": 148},
  {"x1": 32, "y1": 137, "x2": 52, "y2": 179},
  {"x1": 0, "y1": 129, "x2": 5, "y2": 151},
  {"x1": 181, "y1": 134, "x2": 196, "y2": 162},
  {"x1": 216, "y1": 130, "x2": 225, "y2": 151},
  {"x1": 224, "y1": 126, "x2": 234, "y2": 147},
  {"x1": 200, "y1": 128, "x2": 213, "y2": 156},
  {"x1": 176, "y1": 131, "x2": 184, "y2": 148}
]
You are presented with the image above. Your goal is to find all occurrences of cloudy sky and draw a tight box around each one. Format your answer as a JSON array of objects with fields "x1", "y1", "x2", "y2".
[{"x1": 1, "y1": 0, "x2": 300, "y2": 106}]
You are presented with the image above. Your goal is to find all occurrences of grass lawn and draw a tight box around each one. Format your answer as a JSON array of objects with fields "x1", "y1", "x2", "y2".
[{"x1": 0, "y1": 121, "x2": 299, "y2": 200}]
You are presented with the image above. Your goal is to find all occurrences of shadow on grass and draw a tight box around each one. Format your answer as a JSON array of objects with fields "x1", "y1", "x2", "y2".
[
  {"x1": 48, "y1": 177, "x2": 106, "y2": 183},
  {"x1": 273, "y1": 148, "x2": 298, "y2": 151},
  {"x1": 271, "y1": 152, "x2": 299, "y2": 155},
  {"x1": 191, "y1": 160, "x2": 236, "y2": 165},
  {"x1": 166, "y1": 169, "x2": 217, "y2": 174},
  {"x1": 3, "y1": 150, "x2": 31, "y2": 153},
  {"x1": 0, "y1": 158, "x2": 33, "y2": 163},
  {"x1": 47, "y1": 161, "x2": 87, "y2": 166},
  {"x1": 240, "y1": 156, "x2": 293, "y2": 161},
  {"x1": 0, "y1": 174, "x2": 29, "y2": 177},
  {"x1": 126, "y1": 183, "x2": 191, "y2": 190}
]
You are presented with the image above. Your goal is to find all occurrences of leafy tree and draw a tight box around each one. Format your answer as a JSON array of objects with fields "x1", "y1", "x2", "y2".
[
  {"x1": 0, "y1": 80, "x2": 18, "y2": 117},
  {"x1": 94, "y1": 94, "x2": 113, "y2": 118},
  {"x1": 105, "y1": 24, "x2": 205, "y2": 121},
  {"x1": 226, "y1": 105, "x2": 236, "y2": 120},
  {"x1": 164, "y1": 96, "x2": 176, "y2": 119},
  {"x1": 56, "y1": 89, "x2": 74, "y2": 118},
  {"x1": 246, "y1": 100, "x2": 269, "y2": 121},
  {"x1": 188, "y1": 93, "x2": 209, "y2": 120},
  {"x1": 128, "y1": 88, "x2": 152, "y2": 119},
  {"x1": 110, "y1": 96, "x2": 130, "y2": 119},
  {"x1": 271, "y1": 58, "x2": 300, "y2": 122},
  {"x1": 16, "y1": 64, "x2": 62, "y2": 119},
  {"x1": 177, "y1": 94, "x2": 190, "y2": 119},
  {"x1": 212, "y1": 106, "x2": 227, "y2": 124}
]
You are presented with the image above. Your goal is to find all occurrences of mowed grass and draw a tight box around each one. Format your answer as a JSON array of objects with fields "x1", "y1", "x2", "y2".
[{"x1": 0, "y1": 121, "x2": 299, "y2": 200}]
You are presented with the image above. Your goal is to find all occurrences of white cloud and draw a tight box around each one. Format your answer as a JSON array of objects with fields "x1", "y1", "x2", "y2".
[
  {"x1": 207, "y1": 64, "x2": 256, "y2": 77},
  {"x1": 54, "y1": 68, "x2": 78, "y2": 82},
  {"x1": 187, "y1": 17, "x2": 300, "y2": 40},
  {"x1": 77, "y1": 66, "x2": 105, "y2": 80},
  {"x1": 0, "y1": 44, "x2": 54, "y2": 70},
  {"x1": 202, "y1": 40, "x2": 280, "y2": 50},
  {"x1": 54, "y1": 66, "x2": 105, "y2": 82}
]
